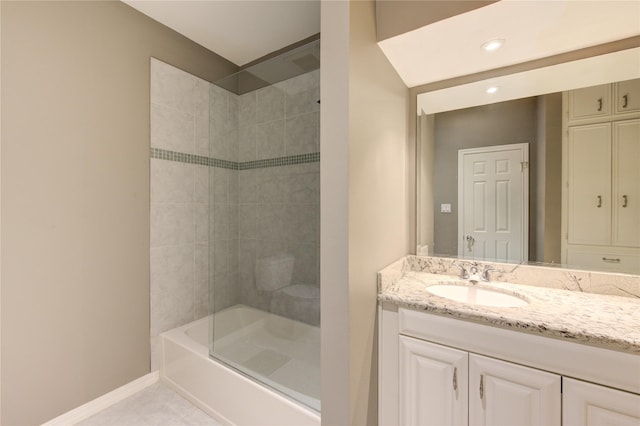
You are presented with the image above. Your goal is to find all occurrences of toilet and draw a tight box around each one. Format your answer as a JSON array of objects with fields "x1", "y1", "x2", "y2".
[{"x1": 255, "y1": 253, "x2": 320, "y2": 326}]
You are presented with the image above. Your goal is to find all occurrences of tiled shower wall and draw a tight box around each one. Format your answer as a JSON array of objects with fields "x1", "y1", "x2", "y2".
[
  {"x1": 150, "y1": 58, "x2": 320, "y2": 369},
  {"x1": 233, "y1": 73, "x2": 320, "y2": 318},
  {"x1": 208, "y1": 84, "x2": 240, "y2": 312},
  {"x1": 209, "y1": 72, "x2": 321, "y2": 319},
  {"x1": 150, "y1": 59, "x2": 210, "y2": 369}
]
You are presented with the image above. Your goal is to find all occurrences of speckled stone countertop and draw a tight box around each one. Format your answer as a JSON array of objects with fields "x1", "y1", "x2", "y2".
[{"x1": 378, "y1": 257, "x2": 640, "y2": 355}]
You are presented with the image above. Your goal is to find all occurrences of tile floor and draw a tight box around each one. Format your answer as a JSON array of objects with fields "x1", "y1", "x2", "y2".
[{"x1": 78, "y1": 383, "x2": 222, "y2": 426}]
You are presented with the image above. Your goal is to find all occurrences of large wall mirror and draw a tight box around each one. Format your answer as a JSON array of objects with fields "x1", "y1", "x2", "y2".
[{"x1": 416, "y1": 47, "x2": 640, "y2": 275}]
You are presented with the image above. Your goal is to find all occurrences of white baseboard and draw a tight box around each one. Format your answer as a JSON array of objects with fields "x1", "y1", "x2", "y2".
[{"x1": 41, "y1": 371, "x2": 159, "y2": 426}]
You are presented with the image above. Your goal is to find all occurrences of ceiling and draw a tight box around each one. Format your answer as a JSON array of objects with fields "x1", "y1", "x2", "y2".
[
  {"x1": 378, "y1": 0, "x2": 640, "y2": 88},
  {"x1": 122, "y1": 0, "x2": 320, "y2": 66},
  {"x1": 123, "y1": 0, "x2": 639, "y2": 85}
]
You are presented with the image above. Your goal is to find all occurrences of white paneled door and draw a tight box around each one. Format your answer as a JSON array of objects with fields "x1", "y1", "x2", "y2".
[{"x1": 458, "y1": 143, "x2": 529, "y2": 262}]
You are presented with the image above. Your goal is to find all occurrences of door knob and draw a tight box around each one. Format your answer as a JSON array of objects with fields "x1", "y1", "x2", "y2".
[{"x1": 466, "y1": 235, "x2": 475, "y2": 252}]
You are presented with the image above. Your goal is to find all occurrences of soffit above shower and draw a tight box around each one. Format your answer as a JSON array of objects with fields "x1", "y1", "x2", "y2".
[
  {"x1": 378, "y1": 0, "x2": 640, "y2": 88},
  {"x1": 122, "y1": 0, "x2": 320, "y2": 67}
]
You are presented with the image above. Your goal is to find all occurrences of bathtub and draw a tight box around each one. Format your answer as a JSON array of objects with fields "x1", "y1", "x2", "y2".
[{"x1": 160, "y1": 304, "x2": 321, "y2": 425}]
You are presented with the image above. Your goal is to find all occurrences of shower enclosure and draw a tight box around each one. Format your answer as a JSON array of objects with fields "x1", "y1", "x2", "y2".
[{"x1": 207, "y1": 39, "x2": 321, "y2": 411}]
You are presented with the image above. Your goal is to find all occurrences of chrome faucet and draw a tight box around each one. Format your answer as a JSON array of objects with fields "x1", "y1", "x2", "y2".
[
  {"x1": 458, "y1": 263, "x2": 498, "y2": 283},
  {"x1": 468, "y1": 265, "x2": 482, "y2": 283},
  {"x1": 482, "y1": 265, "x2": 496, "y2": 282},
  {"x1": 456, "y1": 263, "x2": 469, "y2": 279}
]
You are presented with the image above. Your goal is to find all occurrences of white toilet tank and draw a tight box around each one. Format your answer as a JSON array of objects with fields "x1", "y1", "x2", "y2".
[{"x1": 255, "y1": 253, "x2": 294, "y2": 292}]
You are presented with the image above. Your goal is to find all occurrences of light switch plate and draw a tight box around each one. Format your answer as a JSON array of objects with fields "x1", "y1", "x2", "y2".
[{"x1": 441, "y1": 203, "x2": 452, "y2": 213}]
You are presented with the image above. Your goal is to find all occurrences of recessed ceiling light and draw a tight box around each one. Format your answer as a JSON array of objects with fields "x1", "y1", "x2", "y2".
[
  {"x1": 482, "y1": 39, "x2": 505, "y2": 52},
  {"x1": 486, "y1": 86, "x2": 499, "y2": 94}
]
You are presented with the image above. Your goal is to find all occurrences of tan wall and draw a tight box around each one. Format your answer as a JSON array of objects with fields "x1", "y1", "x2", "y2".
[
  {"x1": 375, "y1": 0, "x2": 497, "y2": 41},
  {"x1": 0, "y1": 3, "x2": 3, "y2": 422},
  {"x1": 417, "y1": 114, "x2": 434, "y2": 254},
  {"x1": 320, "y1": 1, "x2": 351, "y2": 423},
  {"x1": 432, "y1": 98, "x2": 538, "y2": 256},
  {"x1": 542, "y1": 94, "x2": 563, "y2": 263},
  {"x1": 320, "y1": 0, "x2": 410, "y2": 424},
  {"x1": 0, "y1": 2, "x2": 236, "y2": 424},
  {"x1": 348, "y1": 2, "x2": 410, "y2": 422}
]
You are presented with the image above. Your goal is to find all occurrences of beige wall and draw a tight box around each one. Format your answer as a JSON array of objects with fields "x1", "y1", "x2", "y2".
[
  {"x1": 432, "y1": 98, "x2": 539, "y2": 256},
  {"x1": 321, "y1": 0, "x2": 410, "y2": 424},
  {"x1": 320, "y1": 1, "x2": 350, "y2": 423},
  {"x1": 0, "y1": 2, "x2": 236, "y2": 424},
  {"x1": 0, "y1": 3, "x2": 3, "y2": 422},
  {"x1": 417, "y1": 113, "x2": 434, "y2": 254},
  {"x1": 348, "y1": 2, "x2": 410, "y2": 422},
  {"x1": 541, "y1": 93, "x2": 563, "y2": 263},
  {"x1": 375, "y1": 0, "x2": 497, "y2": 42}
]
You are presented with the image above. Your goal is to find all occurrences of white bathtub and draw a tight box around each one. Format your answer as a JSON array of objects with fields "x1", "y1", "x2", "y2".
[{"x1": 160, "y1": 304, "x2": 321, "y2": 425}]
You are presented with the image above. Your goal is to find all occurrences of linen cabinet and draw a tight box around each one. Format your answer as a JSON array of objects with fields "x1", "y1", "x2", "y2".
[{"x1": 562, "y1": 79, "x2": 640, "y2": 274}]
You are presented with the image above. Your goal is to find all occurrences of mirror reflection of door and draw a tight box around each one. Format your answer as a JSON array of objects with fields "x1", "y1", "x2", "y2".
[{"x1": 458, "y1": 143, "x2": 529, "y2": 262}]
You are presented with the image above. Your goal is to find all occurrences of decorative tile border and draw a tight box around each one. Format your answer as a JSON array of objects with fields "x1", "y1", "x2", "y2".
[
  {"x1": 238, "y1": 152, "x2": 320, "y2": 170},
  {"x1": 150, "y1": 147, "x2": 319, "y2": 170},
  {"x1": 150, "y1": 147, "x2": 236, "y2": 169}
]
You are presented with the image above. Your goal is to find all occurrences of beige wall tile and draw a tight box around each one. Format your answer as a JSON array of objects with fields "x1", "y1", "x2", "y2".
[
  {"x1": 285, "y1": 112, "x2": 319, "y2": 155},
  {"x1": 151, "y1": 103, "x2": 195, "y2": 153},
  {"x1": 150, "y1": 245, "x2": 195, "y2": 337},
  {"x1": 151, "y1": 58, "x2": 196, "y2": 114},
  {"x1": 151, "y1": 159, "x2": 195, "y2": 203},
  {"x1": 257, "y1": 82, "x2": 285, "y2": 124},
  {"x1": 150, "y1": 202, "x2": 195, "y2": 247}
]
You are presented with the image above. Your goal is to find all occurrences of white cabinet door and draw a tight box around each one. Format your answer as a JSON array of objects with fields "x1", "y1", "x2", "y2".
[
  {"x1": 469, "y1": 354, "x2": 561, "y2": 426},
  {"x1": 612, "y1": 119, "x2": 640, "y2": 247},
  {"x1": 569, "y1": 84, "x2": 611, "y2": 122},
  {"x1": 563, "y1": 378, "x2": 640, "y2": 426},
  {"x1": 615, "y1": 78, "x2": 640, "y2": 115},
  {"x1": 399, "y1": 336, "x2": 468, "y2": 426},
  {"x1": 568, "y1": 123, "x2": 612, "y2": 245}
]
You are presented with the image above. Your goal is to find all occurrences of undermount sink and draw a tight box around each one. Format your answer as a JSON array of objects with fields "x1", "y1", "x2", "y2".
[{"x1": 426, "y1": 284, "x2": 529, "y2": 308}]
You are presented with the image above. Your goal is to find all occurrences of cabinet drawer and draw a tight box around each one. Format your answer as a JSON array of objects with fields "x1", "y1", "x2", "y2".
[
  {"x1": 615, "y1": 78, "x2": 640, "y2": 115},
  {"x1": 568, "y1": 84, "x2": 611, "y2": 122},
  {"x1": 566, "y1": 246, "x2": 640, "y2": 274}
]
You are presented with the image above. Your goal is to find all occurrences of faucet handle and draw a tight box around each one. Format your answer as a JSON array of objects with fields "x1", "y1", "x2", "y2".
[
  {"x1": 457, "y1": 264, "x2": 469, "y2": 279},
  {"x1": 481, "y1": 265, "x2": 497, "y2": 282}
]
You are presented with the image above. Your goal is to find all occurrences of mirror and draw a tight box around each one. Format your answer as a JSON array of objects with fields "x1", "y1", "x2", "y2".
[{"x1": 417, "y1": 47, "x2": 640, "y2": 275}]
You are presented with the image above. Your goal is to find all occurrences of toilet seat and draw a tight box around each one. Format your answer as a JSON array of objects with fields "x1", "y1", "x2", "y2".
[{"x1": 282, "y1": 284, "x2": 320, "y2": 299}]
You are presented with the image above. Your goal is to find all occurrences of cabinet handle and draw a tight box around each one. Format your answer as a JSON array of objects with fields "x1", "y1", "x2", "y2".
[
  {"x1": 597, "y1": 98, "x2": 603, "y2": 111},
  {"x1": 602, "y1": 257, "x2": 621, "y2": 263},
  {"x1": 453, "y1": 367, "x2": 458, "y2": 392},
  {"x1": 623, "y1": 94, "x2": 629, "y2": 108},
  {"x1": 479, "y1": 374, "x2": 484, "y2": 400},
  {"x1": 622, "y1": 195, "x2": 628, "y2": 208},
  {"x1": 597, "y1": 195, "x2": 602, "y2": 208}
]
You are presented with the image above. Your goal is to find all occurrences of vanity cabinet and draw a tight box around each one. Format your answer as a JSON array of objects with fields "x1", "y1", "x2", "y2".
[
  {"x1": 399, "y1": 336, "x2": 560, "y2": 426},
  {"x1": 379, "y1": 306, "x2": 640, "y2": 426},
  {"x1": 563, "y1": 378, "x2": 640, "y2": 425}
]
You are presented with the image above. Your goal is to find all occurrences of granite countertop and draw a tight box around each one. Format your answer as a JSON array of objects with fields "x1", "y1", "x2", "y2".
[{"x1": 379, "y1": 270, "x2": 640, "y2": 354}]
